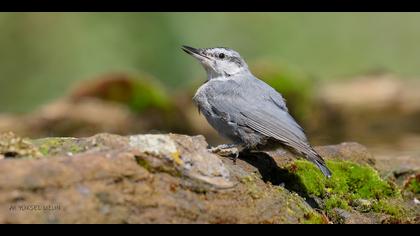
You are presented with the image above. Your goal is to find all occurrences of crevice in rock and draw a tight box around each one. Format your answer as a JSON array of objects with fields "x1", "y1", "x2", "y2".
[{"x1": 239, "y1": 151, "x2": 321, "y2": 209}]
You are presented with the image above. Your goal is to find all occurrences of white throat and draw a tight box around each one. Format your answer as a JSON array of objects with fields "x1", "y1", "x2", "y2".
[{"x1": 206, "y1": 66, "x2": 249, "y2": 81}]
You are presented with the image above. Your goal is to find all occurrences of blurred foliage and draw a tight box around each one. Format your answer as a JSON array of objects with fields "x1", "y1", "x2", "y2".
[
  {"x1": 251, "y1": 60, "x2": 315, "y2": 120},
  {"x1": 67, "y1": 72, "x2": 192, "y2": 135},
  {"x1": 70, "y1": 73, "x2": 173, "y2": 113},
  {"x1": 2, "y1": 13, "x2": 420, "y2": 112},
  {"x1": 130, "y1": 77, "x2": 172, "y2": 112}
]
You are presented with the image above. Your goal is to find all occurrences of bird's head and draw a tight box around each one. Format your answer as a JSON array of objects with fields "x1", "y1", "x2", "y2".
[{"x1": 182, "y1": 45, "x2": 249, "y2": 79}]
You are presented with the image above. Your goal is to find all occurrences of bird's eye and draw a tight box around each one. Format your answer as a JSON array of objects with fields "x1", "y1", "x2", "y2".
[{"x1": 218, "y1": 53, "x2": 225, "y2": 59}]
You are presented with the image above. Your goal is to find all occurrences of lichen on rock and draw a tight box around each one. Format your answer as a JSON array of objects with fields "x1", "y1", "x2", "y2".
[
  {"x1": 128, "y1": 134, "x2": 233, "y2": 189},
  {"x1": 0, "y1": 132, "x2": 42, "y2": 159},
  {"x1": 33, "y1": 137, "x2": 83, "y2": 157}
]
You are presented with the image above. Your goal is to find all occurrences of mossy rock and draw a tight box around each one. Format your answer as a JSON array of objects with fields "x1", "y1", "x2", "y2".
[
  {"x1": 282, "y1": 159, "x2": 413, "y2": 221},
  {"x1": 30, "y1": 133, "x2": 129, "y2": 157},
  {"x1": 31, "y1": 137, "x2": 85, "y2": 157},
  {"x1": 403, "y1": 174, "x2": 420, "y2": 194}
]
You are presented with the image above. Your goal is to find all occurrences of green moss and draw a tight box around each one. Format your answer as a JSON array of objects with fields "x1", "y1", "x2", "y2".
[
  {"x1": 293, "y1": 197, "x2": 326, "y2": 224},
  {"x1": 325, "y1": 195, "x2": 350, "y2": 211},
  {"x1": 405, "y1": 177, "x2": 420, "y2": 194},
  {"x1": 32, "y1": 138, "x2": 84, "y2": 156},
  {"x1": 371, "y1": 199, "x2": 405, "y2": 217},
  {"x1": 69, "y1": 144, "x2": 83, "y2": 154},
  {"x1": 288, "y1": 160, "x2": 402, "y2": 216},
  {"x1": 241, "y1": 174, "x2": 263, "y2": 199},
  {"x1": 134, "y1": 155, "x2": 152, "y2": 172},
  {"x1": 36, "y1": 138, "x2": 65, "y2": 156},
  {"x1": 134, "y1": 155, "x2": 182, "y2": 178},
  {"x1": 302, "y1": 212, "x2": 325, "y2": 224}
]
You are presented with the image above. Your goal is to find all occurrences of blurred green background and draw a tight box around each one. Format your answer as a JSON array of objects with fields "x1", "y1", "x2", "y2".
[{"x1": 1, "y1": 12, "x2": 420, "y2": 113}]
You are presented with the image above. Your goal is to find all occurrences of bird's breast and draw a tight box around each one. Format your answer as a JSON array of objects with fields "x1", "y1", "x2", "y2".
[{"x1": 192, "y1": 83, "x2": 242, "y2": 143}]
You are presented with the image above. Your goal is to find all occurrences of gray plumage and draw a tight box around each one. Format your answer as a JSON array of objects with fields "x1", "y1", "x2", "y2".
[{"x1": 183, "y1": 45, "x2": 331, "y2": 177}]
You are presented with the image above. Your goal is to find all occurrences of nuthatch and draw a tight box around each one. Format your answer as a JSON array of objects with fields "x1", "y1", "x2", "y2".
[{"x1": 183, "y1": 45, "x2": 331, "y2": 177}]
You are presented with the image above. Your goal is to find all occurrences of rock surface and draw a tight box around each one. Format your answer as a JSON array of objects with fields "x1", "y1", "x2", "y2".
[{"x1": 0, "y1": 133, "x2": 417, "y2": 224}]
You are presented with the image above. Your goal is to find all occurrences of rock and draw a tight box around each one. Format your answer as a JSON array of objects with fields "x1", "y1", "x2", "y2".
[
  {"x1": 317, "y1": 74, "x2": 404, "y2": 110},
  {"x1": 0, "y1": 132, "x2": 42, "y2": 159},
  {"x1": 0, "y1": 81, "x2": 195, "y2": 138},
  {"x1": 0, "y1": 133, "x2": 416, "y2": 224},
  {"x1": 310, "y1": 74, "x2": 420, "y2": 146},
  {"x1": 254, "y1": 141, "x2": 375, "y2": 170},
  {"x1": 0, "y1": 133, "x2": 324, "y2": 224},
  {"x1": 352, "y1": 199, "x2": 373, "y2": 212},
  {"x1": 0, "y1": 99, "x2": 140, "y2": 138},
  {"x1": 329, "y1": 208, "x2": 381, "y2": 224},
  {"x1": 315, "y1": 142, "x2": 376, "y2": 166},
  {"x1": 129, "y1": 134, "x2": 233, "y2": 189}
]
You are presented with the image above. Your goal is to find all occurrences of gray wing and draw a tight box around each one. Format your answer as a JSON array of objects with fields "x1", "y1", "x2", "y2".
[
  {"x1": 209, "y1": 77, "x2": 308, "y2": 145},
  {"x1": 208, "y1": 77, "x2": 331, "y2": 177}
]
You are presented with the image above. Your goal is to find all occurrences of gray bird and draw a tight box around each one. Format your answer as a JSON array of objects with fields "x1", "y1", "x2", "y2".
[{"x1": 182, "y1": 45, "x2": 332, "y2": 178}]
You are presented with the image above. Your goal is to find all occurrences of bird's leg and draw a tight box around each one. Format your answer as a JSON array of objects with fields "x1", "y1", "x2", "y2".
[{"x1": 209, "y1": 144, "x2": 243, "y2": 164}]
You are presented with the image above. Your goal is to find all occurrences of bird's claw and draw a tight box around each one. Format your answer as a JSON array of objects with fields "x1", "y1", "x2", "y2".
[{"x1": 209, "y1": 144, "x2": 240, "y2": 164}]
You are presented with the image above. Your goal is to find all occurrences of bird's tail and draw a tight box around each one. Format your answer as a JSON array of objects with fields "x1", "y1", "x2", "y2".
[{"x1": 305, "y1": 148, "x2": 332, "y2": 178}]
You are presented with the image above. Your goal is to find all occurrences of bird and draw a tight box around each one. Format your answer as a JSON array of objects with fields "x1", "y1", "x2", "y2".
[{"x1": 182, "y1": 45, "x2": 332, "y2": 178}]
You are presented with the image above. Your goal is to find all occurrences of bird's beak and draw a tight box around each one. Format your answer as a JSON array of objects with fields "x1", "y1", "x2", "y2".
[{"x1": 182, "y1": 45, "x2": 211, "y2": 61}]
